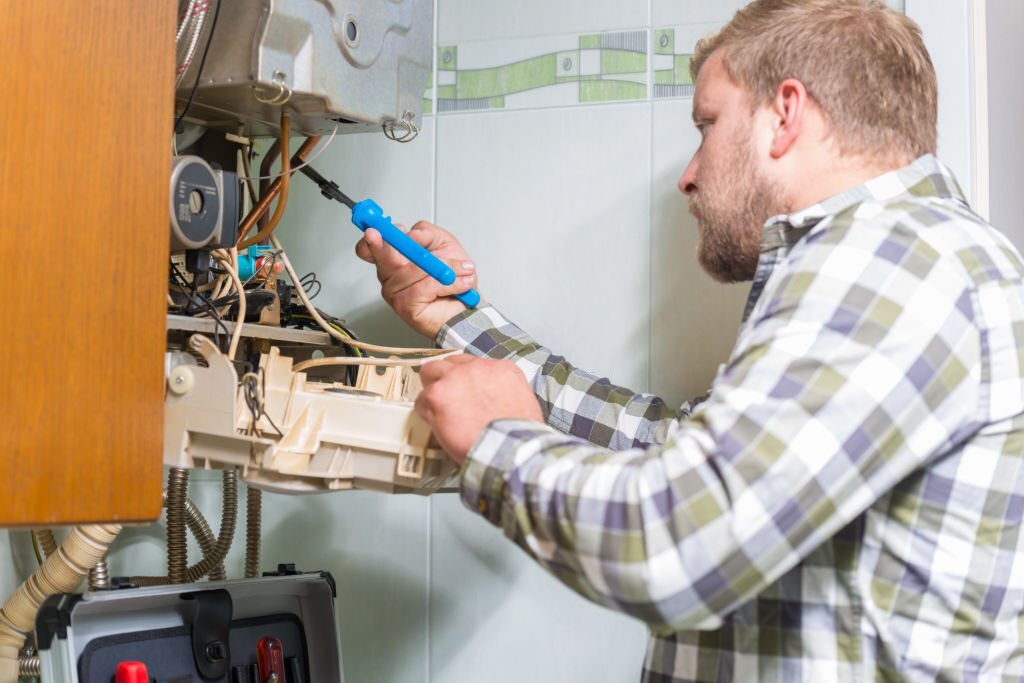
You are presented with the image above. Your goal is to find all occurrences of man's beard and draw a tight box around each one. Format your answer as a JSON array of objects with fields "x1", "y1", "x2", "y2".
[{"x1": 689, "y1": 130, "x2": 785, "y2": 284}]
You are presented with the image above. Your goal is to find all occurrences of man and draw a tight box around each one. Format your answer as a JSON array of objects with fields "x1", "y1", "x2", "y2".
[{"x1": 357, "y1": 0, "x2": 1024, "y2": 679}]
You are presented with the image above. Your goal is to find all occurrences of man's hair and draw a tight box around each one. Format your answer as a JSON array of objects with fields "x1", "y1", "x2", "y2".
[{"x1": 691, "y1": 0, "x2": 937, "y2": 161}]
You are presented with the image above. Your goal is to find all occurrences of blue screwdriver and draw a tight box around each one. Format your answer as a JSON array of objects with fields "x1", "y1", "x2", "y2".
[{"x1": 297, "y1": 164, "x2": 480, "y2": 308}]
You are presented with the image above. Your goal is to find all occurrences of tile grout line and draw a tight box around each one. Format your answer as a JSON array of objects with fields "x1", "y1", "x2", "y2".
[
  {"x1": 426, "y1": 1, "x2": 439, "y2": 681},
  {"x1": 647, "y1": 0, "x2": 655, "y2": 395}
]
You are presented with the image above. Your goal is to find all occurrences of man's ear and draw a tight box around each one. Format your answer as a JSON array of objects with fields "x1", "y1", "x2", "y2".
[{"x1": 768, "y1": 78, "x2": 808, "y2": 159}]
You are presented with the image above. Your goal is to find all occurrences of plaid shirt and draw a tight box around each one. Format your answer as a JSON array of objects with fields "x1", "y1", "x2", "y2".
[{"x1": 437, "y1": 155, "x2": 1024, "y2": 682}]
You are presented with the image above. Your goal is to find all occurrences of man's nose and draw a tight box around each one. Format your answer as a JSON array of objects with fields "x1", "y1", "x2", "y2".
[{"x1": 678, "y1": 156, "x2": 698, "y2": 195}]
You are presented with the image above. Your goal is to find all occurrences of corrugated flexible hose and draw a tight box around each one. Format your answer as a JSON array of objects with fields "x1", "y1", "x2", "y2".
[{"x1": 0, "y1": 525, "x2": 121, "y2": 683}]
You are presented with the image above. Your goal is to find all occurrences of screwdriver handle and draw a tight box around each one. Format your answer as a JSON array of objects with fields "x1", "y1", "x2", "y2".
[{"x1": 351, "y1": 199, "x2": 480, "y2": 308}]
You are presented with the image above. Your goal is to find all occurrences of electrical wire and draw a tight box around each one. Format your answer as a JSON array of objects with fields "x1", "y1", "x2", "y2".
[
  {"x1": 173, "y1": 0, "x2": 221, "y2": 134},
  {"x1": 241, "y1": 371, "x2": 284, "y2": 437},
  {"x1": 269, "y1": 234, "x2": 457, "y2": 362},
  {"x1": 29, "y1": 532, "x2": 42, "y2": 566},
  {"x1": 236, "y1": 123, "x2": 339, "y2": 182},
  {"x1": 285, "y1": 310, "x2": 361, "y2": 383},
  {"x1": 241, "y1": 250, "x2": 279, "y2": 287},
  {"x1": 299, "y1": 272, "x2": 322, "y2": 300},
  {"x1": 294, "y1": 355, "x2": 442, "y2": 371},
  {"x1": 289, "y1": 313, "x2": 361, "y2": 356},
  {"x1": 210, "y1": 247, "x2": 245, "y2": 358},
  {"x1": 239, "y1": 148, "x2": 259, "y2": 206},
  {"x1": 237, "y1": 136, "x2": 320, "y2": 244},
  {"x1": 237, "y1": 114, "x2": 292, "y2": 250},
  {"x1": 170, "y1": 261, "x2": 230, "y2": 352}
]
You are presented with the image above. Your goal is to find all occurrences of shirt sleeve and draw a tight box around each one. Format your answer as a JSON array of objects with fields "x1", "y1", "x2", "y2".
[
  {"x1": 454, "y1": 214, "x2": 982, "y2": 633},
  {"x1": 436, "y1": 305, "x2": 686, "y2": 449}
]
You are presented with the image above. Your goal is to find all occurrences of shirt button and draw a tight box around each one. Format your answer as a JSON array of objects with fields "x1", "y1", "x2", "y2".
[{"x1": 477, "y1": 498, "x2": 488, "y2": 516}]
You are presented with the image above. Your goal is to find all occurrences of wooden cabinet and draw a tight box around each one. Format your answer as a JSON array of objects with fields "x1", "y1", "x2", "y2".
[{"x1": 0, "y1": 2, "x2": 176, "y2": 525}]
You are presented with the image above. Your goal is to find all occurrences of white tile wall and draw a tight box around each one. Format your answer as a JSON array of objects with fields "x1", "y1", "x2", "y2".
[
  {"x1": 985, "y1": 0, "x2": 1024, "y2": 243},
  {"x1": 652, "y1": 0, "x2": 752, "y2": 28},
  {"x1": 429, "y1": 496, "x2": 646, "y2": 683},
  {"x1": 0, "y1": 530, "x2": 37, "y2": 605},
  {"x1": 651, "y1": 100, "x2": 748, "y2": 409},
  {"x1": 259, "y1": 490, "x2": 431, "y2": 683},
  {"x1": 439, "y1": 0, "x2": 648, "y2": 44},
  {"x1": 428, "y1": 100, "x2": 654, "y2": 682},
  {"x1": 434, "y1": 103, "x2": 653, "y2": 386},
  {"x1": 908, "y1": 0, "x2": 974, "y2": 201},
  {"x1": 654, "y1": 0, "x2": 905, "y2": 27}
]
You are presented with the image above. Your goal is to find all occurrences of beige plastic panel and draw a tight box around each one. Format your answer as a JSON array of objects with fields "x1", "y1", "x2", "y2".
[{"x1": 164, "y1": 336, "x2": 457, "y2": 495}]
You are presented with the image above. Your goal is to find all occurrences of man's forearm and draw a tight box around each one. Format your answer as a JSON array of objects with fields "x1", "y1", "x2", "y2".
[{"x1": 437, "y1": 305, "x2": 683, "y2": 449}]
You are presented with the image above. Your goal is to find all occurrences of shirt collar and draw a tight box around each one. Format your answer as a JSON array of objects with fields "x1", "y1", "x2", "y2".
[{"x1": 759, "y1": 154, "x2": 969, "y2": 253}]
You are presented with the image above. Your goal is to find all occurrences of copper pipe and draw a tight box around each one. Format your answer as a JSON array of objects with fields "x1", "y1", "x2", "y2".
[
  {"x1": 257, "y1": 139, "x2": 281, "y2": 231},
  {"x1": 237, "y1": 134, "x2": 319, "y2": 246},
  {"x1": 242, "y1": 113, "x2": 290, "y2": 248},
  {"x1": 239, "y1": 115, "x2": 304, "y2": 250}
]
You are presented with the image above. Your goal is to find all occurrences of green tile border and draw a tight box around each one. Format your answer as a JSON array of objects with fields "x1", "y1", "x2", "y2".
[
  {"x1": 436, "y1": 30, "x2": 648, "y2": 113},
  {"x1": 430, "y1": 5, "x2": 906, "y2": 114}
]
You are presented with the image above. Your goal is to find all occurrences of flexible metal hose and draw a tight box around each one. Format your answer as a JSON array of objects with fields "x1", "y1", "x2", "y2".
[
  {"x1": 165, "y1": 468, "x2": 190, "y2": 584},
  {"x1": 134, "y1": 470, "x2": 236, "y2": 587},
  {"x1": 175, "y1": 0, "x2": 201, "y2": 45},
  {"x1": 129, "y1": 575, "x2": 171, "y2": 588},
  {"x1": 132, "y1": 494, "x2": 219, "y2": 587},
  {"x1": 185, "y1": 470, "x2": 236, "y2": 582},
  {"x1": 33, "y1": 531, "x2": 56, "y2": 559},
  {"x1": 87, "y1": 558, "x2": 109, "y2": 591},
  {"x1": 245, "y1": 486, "x2": 262, "y2": 578},
  {"x1": 17, "y1": 656, "x2": 39, "y2": 677},
  {"x1": 175, "y1": 0, "x2": 208, "y2": 86},
  {"x1": 186, "y1": 498, "x2": 224, "y2": 580}
]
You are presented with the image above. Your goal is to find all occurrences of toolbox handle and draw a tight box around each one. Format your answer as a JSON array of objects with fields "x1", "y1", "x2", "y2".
[{"x1": 181, "y1": 589, "x2": 234, "y2": 681}]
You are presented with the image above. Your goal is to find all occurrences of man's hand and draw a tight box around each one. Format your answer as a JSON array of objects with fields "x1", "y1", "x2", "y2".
[
  {"x1": 355, "y1": 220, "x2": 480, "y2": 339},
  {"x1": 415, "y1": 355, "x2": 544, "y2": 466}
]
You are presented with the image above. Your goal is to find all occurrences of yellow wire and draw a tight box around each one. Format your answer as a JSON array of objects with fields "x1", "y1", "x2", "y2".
[{"x1": 30, "y1": 530, "x2": 42, "y2": 566}]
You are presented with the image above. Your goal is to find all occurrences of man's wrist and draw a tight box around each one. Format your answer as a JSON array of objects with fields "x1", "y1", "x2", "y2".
[{"x1": 435, "y1": 303, "x2": 498, "y2": 350}]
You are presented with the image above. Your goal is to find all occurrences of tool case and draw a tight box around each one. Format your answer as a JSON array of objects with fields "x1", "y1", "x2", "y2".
[{"x1": 34, "y1": 567, "x2": 343, "y2": 682}]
